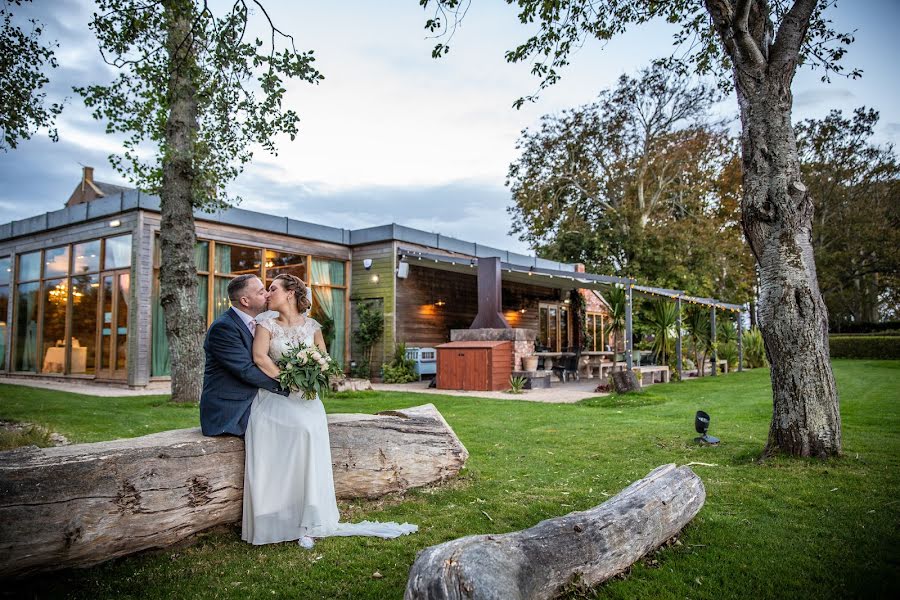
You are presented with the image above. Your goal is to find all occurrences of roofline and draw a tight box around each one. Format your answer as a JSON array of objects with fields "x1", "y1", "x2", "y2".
[{"x1": 0, "y1": 191, "x2": 571, "y2": 270}]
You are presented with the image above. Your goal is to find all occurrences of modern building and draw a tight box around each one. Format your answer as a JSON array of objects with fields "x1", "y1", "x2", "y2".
[{"x1": 0, "y1": 168, "x2": 612, "y2": 388}]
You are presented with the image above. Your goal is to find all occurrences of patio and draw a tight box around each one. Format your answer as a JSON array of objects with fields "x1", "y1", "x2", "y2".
[{"x1": 373, "y1": 376, "x2": 607, "y2": 404}]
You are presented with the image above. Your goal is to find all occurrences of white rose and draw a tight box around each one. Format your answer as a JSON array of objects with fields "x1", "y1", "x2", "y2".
[
  {"x1": 311, "y1": 350, "x2": 321, "y2": 360},
  {"x1": 320, "y1": 363, "x2": 328, "y2": 372},
  {"x1": 317, "y1": 357, "x2": 327, "y2": 366},
  {"x1": 297, "y1": 354, "x2": 307, "y2": 364}
]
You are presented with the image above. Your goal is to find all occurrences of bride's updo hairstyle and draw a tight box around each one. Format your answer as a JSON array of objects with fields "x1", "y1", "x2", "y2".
[{"x1": 273, "y1": 274, "x2": 312, "y2": 313}]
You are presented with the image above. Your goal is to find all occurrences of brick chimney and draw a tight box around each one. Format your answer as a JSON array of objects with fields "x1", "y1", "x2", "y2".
[{"x1": 66, "y1": 165, "x2": 105, "y2": 207}]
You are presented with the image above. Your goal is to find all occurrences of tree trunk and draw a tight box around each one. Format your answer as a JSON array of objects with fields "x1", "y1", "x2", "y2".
[
  {"x1": 0, "y1": 404, "x2": 468, "y2": 578},
  {"x1": 160, "y1": 0, "x2": 205, "y2": 402},
  {"x1": 404, "y1": 464, "x2": 705, "y2": 600},
  {"x1": 706, "y1": 0, "x2": 841, "y2": 458}
]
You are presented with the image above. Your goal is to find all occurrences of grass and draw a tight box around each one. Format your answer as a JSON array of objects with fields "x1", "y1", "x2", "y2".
[{"x1": 1, "y1": 359, "x2": 898, "y2": 599}]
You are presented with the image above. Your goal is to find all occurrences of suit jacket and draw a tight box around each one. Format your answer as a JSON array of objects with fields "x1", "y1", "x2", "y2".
[{"x1": 199, "y1": 309, "x2": 287, "y2": 436}]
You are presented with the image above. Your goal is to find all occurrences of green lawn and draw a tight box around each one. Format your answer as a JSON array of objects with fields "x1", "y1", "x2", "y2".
[{"x1": 1, "y1": 360, "x2": 898, "y2": 599}]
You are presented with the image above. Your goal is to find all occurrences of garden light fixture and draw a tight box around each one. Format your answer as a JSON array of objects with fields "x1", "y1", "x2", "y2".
[{"x1": 694, "y1": 410, "x2": 719, "y2": 445}]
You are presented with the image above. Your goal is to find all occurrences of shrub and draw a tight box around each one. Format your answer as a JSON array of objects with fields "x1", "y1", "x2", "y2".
[
  {"x1": 507, "y1": 375, "x2": 527, "y2": 394},
  {"x1": 351, "y1": 301, "x2": 384, "y2": 378},
  {"x1": 744, "y1": 328, "x2": 768, "y2": 368},
  {"x1": 381, "y1": 343, "x2": 418, "y2": 383},
  {"x1": 719, "y1": 340, "x2": 739, "y2": 369},
  {"x1": 830, "y1": 321, "x2": 900, "y2": 335},
  {"x1": 829, "y1": 335, "x2": 900, "y2": 359}
]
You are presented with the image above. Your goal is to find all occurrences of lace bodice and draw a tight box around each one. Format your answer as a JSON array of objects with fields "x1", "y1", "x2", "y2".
[{"x1": 256, "y1": 312, "x2": 321, "y2": 362}]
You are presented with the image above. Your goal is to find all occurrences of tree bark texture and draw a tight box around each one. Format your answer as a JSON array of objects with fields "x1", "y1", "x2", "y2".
[
  {"x1": 160, "y1": 0, "x2": 205, "y2": 402},
  {"x1": 404, "y1": 464, "x2": 705, "y2": 600},
  {"x1": 0, "y1": 404, "x2": 468, "y2": 578},
  {"x1": 706, "y1": 0, "x2": 841, "y2": 457}
]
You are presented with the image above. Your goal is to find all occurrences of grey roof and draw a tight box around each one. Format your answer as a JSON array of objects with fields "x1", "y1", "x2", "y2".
[{"x1": 94, "y1": 180, "x2": 133, "y2": 197}]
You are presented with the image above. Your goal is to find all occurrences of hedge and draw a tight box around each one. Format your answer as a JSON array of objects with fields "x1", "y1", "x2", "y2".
[
  {"x1": 830, "y1": 321, "x2": 900, "y2": 335},
  {"x1": 829, "y1": 335, "x2": 900, "y2": 360}
]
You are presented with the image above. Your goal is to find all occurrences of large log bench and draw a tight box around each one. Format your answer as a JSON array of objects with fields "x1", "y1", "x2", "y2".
[
  {"x1": 405, "y1": 463, "x2": 705, "y2": 600},
  {"x1": 0, "y1": 404, "x2": 467, "y2": 578}
]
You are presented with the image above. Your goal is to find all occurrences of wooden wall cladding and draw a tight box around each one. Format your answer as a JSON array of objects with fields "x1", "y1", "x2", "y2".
[{"x1": 396, "y1": 265, "x2": 561, "y2": 347}]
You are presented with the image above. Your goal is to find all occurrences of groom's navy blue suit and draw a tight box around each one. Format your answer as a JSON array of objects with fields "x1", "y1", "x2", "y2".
[{"x1": 200, "y1": 308, "x2": 288, "y2": 436}]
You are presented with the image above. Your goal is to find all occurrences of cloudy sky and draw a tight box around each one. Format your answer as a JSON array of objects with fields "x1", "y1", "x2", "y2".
[{"x1": 1, "y1": 0, "x2": 898, "y2": 255}]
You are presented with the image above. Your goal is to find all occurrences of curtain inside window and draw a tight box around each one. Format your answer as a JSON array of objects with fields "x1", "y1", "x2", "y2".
[
  {"x1": 310, "y1": 259, "x2": 345, "y2": 366},
  {"x1": 151, "y1": 279, "x2": 170, "y2": 376},
  {"x1": 151, "y1": 275, "x2": 207, "y2": 377}
]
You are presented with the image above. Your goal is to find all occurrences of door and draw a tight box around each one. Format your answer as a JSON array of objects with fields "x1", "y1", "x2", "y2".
[
  {"x1": 98, "y1": 269, "x2": 130, "y2": 379},
  {"x1": 462, "y1": 348, "x2": 488, "y2": 390}
]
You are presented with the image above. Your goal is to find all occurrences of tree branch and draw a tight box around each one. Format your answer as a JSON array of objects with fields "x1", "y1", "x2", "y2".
[
  {"x1": 770, "y1": 0, "x2": 818, "y2": 71},
  {"x1": 733, "y1": 0, "x2": 766, "y2": 66}
]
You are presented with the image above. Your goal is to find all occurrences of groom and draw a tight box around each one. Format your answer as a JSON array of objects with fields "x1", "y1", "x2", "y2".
[{"x1": 200, "y1": 274, "x2": 288, "y2": 436}]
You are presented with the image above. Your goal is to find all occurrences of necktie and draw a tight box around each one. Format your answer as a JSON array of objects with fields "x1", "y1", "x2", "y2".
[{"x1": 248, "y1": 320, "x2": 257, "y2": 337}]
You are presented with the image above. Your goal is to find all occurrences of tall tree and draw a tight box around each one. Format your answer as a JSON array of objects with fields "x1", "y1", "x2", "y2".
[
  {"x1": 506, "y1": 64, "x2": 754, "y2": 302},
  {"x1": 0, "y1": 0, "x2": 62, "y2": 150},
  {"x1": 796, "y1": 107, "x2": 899, "y2": 327},
  {"x1": 77, "y1": 0, "x2": 322, "y2": 402},
  {"x1": 422, "y1": 0, "x2": 858, "y2": 458}
]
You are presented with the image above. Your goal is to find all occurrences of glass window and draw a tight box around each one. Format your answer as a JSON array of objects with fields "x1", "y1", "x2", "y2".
[
  {"x1": 14, "y1": 282, "x2": 40, "y2": 371},
  {"x1": 265, "y1": 249, "x2": 306, "y2": 286},
  {"x1": 213, "y1": 276, "x2": 232, "y2": 316},
  {"x1": 73, "y1": 240, "x2": 101, "y2": 274},
  {"x1": 18, "y1": 251, "x2": 41, "y2": 282},
  {"x1": 560, "y1": 306, "x2": 569, "y2": 351},
  {"x1": 40, "y1": 278, "x2": 68, "y2": 373},
  {"x1": 44, "y1": 246, "x2": 70, "y2": 278},
  {"x1": 0, "y1": 283, "x2": 8, "y2": 371},
  {"x1": 0, "y1": 256, "x2": 10, "y2": 285},
  {"x1": 104, "y1": 234, "x2": 132, "y2": 269},
  {"x1": 215, "y1": 244, "x2": 260, "y2": 275},
  {"x1": 70, "y1": 274, "x2": 99, "y2": 374},
  {"x1": 152, "y1": 273, "x2": 209, "y2": 376},
  {"x1": 195, "y1": 241, "x2": 210, "y2": 272}
]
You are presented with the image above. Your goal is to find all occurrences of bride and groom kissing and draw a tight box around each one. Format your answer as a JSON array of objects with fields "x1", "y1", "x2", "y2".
[{"x1": 199, "y1": 273, "x2": 416, "y2": 548}]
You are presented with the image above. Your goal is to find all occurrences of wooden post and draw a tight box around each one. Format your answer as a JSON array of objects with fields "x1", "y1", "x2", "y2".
[
  {"x1": 625, "y1": 284, "x2": 633, "y2": 371},
  {"x1": 710, "y1": 306, "x2": 717, "y2": 377},
  {"x1": 675, "y1": 297, "x2": 683, "y2": 381},
  {"x1": 737, "y1": 309, "x2": 744, "y2": 372}
]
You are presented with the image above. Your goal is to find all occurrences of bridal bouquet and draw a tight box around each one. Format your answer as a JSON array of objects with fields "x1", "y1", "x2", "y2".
[{"x1": 276, "y1": 341, "x2": 344, "y2": 400}]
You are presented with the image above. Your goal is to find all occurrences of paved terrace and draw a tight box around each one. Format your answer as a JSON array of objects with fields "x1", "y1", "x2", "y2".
[{"x1": 0, "y1": 376, "x2": 607, "y2": 403}]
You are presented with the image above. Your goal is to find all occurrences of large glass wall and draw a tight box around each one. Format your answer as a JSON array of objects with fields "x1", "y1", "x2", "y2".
[
  {"x1": 0, "y1": 257, "x2": 9, "y2": 370},
  {"x1": 14, "y1": 251, "x2": 40, "y2": 371},
  {"x1": 151, "y1": 237, "x2": 348, "y2": 374},
  {"x1": 10, "y1": 236, "x2": 132, "y2": 376}
]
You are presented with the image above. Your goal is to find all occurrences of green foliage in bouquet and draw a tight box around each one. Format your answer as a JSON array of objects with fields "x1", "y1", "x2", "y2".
[
  {"x1": 276, "y1": 341, "x2": 344, "y2": 400},
  {"x1": 382, "y1": 343, "x2": 418, "y2": 384}
]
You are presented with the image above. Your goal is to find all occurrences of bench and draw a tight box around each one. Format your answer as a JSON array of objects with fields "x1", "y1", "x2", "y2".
[{"x1": 633, "y1": 366, "x2": 670, "y2": 386}]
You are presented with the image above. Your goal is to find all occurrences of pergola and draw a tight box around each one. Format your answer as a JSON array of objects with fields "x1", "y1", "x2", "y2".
[{"x1": 397, "y1": 248, "x2": 748, "y2": 378}]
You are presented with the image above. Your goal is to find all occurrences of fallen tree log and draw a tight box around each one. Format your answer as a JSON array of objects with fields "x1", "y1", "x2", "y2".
[
  {"x1": 405, "y1": 463, "x2": 704, "y2": 600},
  {"x1": 0, "y1": 403, "x2": 467, "y2": 578}
]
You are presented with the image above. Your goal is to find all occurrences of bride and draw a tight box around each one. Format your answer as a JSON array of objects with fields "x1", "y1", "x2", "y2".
[{"x1": 242, "y1": 273, "x2": 417, "y2": 547}]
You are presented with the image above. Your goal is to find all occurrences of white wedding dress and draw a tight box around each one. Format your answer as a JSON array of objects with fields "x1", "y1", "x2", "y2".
[{"x1": 241, "y1": 315, "x2": 418, "y2": 545}]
